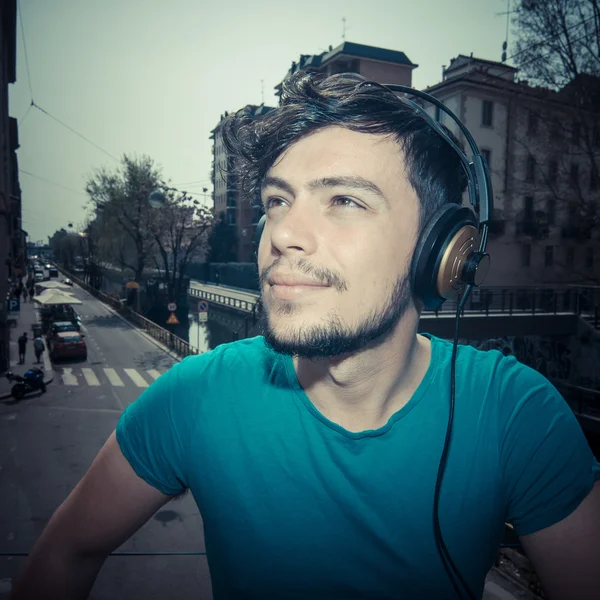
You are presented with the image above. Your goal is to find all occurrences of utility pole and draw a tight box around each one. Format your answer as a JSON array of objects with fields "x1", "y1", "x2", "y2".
[
  {"x1": 342, "y1": 17, "x2": 346, "y2": 41},
  {"x1": 261, "y1": 79, "x2": 264, "y2": 105}
]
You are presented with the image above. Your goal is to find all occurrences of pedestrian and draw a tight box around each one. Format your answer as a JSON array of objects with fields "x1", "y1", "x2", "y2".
[
  {"x1": 12, "y1": 71, "x2": 600, "y2": 599},
  {"x1": 22, "y1": 286, "x2": 28, "y2": 303},
  {"x1": 33, "y1": 335, "x2": 45, "y2": 364},
  {"x1": 17, "y1": 332, "x2": 27, "y2": 364}
]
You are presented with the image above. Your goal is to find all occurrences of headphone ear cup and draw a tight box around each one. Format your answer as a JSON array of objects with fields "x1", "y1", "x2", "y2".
[{"x1": 411, "y1": 204, "x2": 479, "y2": 310}]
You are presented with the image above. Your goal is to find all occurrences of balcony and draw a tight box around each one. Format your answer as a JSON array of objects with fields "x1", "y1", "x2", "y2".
[
  {"x1": 561, "y1": 222, "x2": 592, "y2": 240},
  {"x1": 515, "y1": 218, "x2": 548, "y2": 239},
  {"x1": 487, "y1": 219, "x2": 505, "y2": 236}
]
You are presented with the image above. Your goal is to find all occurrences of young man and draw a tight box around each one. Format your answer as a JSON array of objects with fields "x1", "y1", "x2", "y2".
[
  {"x1": 11, "y1": 72, "x2": 600, "y2": 599},
  {"x1": 17, "y1": 332, "x2": 27, "y2": 365}
]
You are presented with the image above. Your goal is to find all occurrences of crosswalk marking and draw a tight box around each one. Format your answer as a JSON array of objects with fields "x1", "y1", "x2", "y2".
[
  {"x1": 81, "y1": 368, "x2": 100, "y2": 386},
  {"x1": 62, "y1": 368, "x2": 78, "y2": 386},
  {"x1": 57, "y1": 367, "x2": 163, "y2": 388},
  {"x1": 104, "y1": 368, "x2": 125, "y2": 387},
  {"x1": 124, "y1": 368, "x2": 149, "y2": 388}
]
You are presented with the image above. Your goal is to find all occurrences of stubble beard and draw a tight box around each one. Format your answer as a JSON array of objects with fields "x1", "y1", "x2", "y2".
[{"x1": 259, "y1": 275, "x2": 413, "y2": 359}]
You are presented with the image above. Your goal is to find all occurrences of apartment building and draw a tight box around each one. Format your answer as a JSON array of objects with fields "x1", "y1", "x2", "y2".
[
  {"x1": 275, "y1": 41, "x2": 417, "y2": 94},
  {"x1": 210, "y1": 104, "x2": 274, "y2": 263},
  {"x1": 0, "y1": 0, "x2": 18, "y2": 372},
  {"x1": 424, "y1": 54, "x2": 600, "y2": 287}
]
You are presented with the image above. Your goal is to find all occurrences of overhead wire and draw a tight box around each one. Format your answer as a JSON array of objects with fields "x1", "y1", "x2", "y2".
[
  {"x1": 19, "y1": 169, "x2": 88, "y2": 196},
  {"x1": 17, "y1": 0, "x2": 34, "y2": 104}
]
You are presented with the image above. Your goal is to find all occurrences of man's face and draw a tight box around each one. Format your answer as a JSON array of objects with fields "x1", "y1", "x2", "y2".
[{"x1": 258, "y1": 126, "x2": 421, "y2": 359}]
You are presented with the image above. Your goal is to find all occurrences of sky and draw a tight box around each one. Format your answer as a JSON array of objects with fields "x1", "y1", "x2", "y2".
[{"x1": 10, "y1": 0, "x2": 512, "y2": 243}]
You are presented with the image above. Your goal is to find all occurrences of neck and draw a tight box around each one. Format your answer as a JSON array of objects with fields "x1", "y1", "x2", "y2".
[{"x1": 293, "y1": 317, "x2": 431, "y2": 432}]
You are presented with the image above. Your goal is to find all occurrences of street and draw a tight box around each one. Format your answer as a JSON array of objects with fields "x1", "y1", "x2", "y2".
[{"x1": 0, "y1": 283, "x2": 213, "y2": 599}]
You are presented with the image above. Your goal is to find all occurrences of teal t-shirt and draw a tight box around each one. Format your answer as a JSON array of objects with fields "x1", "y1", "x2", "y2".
[{"x1": 116, "y1": 334, "x2": 600, "y2": 599}]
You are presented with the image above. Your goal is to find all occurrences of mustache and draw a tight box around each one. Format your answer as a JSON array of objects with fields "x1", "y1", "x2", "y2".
[{"x1": 259, "y1": 258, "x2": 348, "y2": 293}]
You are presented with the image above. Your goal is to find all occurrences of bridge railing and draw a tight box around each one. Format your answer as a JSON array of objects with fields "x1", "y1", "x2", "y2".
[{"x1": 188, "y1": 281, "x2": 600, "y2": 322}]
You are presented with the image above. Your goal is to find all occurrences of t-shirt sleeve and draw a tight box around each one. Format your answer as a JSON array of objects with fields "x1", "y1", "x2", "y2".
[
  {"x1": 116, "y1": 358, "x2": 194, "y2": 496},
  {"x1": 498, "y1": 356, "x2": 600, "y2": 537}
]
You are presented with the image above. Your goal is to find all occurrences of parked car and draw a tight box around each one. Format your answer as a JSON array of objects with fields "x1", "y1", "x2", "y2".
[
  {"x1": 49, "y1": 267, "x2": 58, "y2": 278},
  {"x1": 49, "y1": 332, "x2": 87, "y2": 361},
  {"x1": 47, "y1": 321, "x2": 78, "y2": 338},
  {"x1": 62, "y1": 278, "x2": 73, "y2": 286},
  {"x1": 34, "y1": 271, "x2": 44, "y2": 282}
]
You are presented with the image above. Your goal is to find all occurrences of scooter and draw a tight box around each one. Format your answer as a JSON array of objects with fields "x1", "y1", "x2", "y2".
[{"x1": 5, "y1": 368, "x2": 46, "y2": 400}]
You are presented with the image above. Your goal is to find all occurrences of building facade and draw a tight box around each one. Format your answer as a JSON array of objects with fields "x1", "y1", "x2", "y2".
[
  {"x1": 0, "y1": 0, "x2": 18, "y2": 372},
  {"x1": 424, "y1": 54, "x2": 600, "y2": 288},
  {"x1": 210, "y1": 105, "x2": 273, "y2": 263}
]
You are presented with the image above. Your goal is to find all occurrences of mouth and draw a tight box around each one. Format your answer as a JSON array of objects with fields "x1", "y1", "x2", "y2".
[{"x1": 268, "y1": 281, "x2": 329, "y2": 300}]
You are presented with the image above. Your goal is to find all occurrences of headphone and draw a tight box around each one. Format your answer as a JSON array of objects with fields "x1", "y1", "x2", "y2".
[{"x1": 253, "y1": 82, "x2": 492, "y2": 600}]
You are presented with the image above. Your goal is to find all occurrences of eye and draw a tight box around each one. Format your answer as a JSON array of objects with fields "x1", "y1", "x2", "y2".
[
  {"x1": 332, "y1": 196, "x2": 364, "y2": 209},
  {"x1": 263, "y1": 197, "x2": 287, "y2": 210}
]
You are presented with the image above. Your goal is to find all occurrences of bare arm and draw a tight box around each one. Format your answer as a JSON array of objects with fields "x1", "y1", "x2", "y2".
[
  {"x1": 519, "y1": 480, "x2": 600, "y2": 600},
  {"x1": 11, "y1": 431, "x2": 174, "y2": 600}
]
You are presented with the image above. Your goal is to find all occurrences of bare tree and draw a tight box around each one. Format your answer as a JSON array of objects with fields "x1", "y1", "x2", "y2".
[
  {"x1": 150, "y1": 188, "x2": 214, "y2": 303},
  {"x1": 511, "y1": 0, "x2": 600, "y2": 283},
  {"x1": 85, "y1": 155, "x2": 161, "y2": 282}
]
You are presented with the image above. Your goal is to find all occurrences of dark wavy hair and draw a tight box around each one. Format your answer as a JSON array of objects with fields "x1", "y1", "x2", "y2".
[{"x1": 221, "y1": 70, "x2": 467, "y2": 229}]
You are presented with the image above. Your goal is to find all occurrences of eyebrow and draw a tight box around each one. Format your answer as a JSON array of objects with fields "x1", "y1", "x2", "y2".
[{"x1": 262, "y1": 175, "x2": 387, "y2": 202}]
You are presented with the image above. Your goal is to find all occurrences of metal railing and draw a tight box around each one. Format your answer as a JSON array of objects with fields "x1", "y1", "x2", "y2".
[
  {"x1": 188, "y1": 282, "x2": 600, "y2": 324},
  {"x1": 554, "y1": 380, "x2": 600, "y2": 422}
]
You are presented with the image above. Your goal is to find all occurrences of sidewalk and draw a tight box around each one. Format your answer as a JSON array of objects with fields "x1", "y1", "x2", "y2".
[{"x1": 0, "y1": 297, "x2": 53, "y2": 399}]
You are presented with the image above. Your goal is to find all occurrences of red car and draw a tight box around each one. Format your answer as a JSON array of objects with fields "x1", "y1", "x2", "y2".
[{"x1": 49, "y1": 331, "x2": 87, "y2": 361}]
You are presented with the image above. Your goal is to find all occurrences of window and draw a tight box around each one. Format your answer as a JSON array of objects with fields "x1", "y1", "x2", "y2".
[
  {"x1": 481, "y1": 149, "x2": 491, "y2": 168},
  {"x1": 566, "y1": 247, "x2": 575, "y2": 268},
  {"x1": 586, "y1": 247, "x2": 594, "y2": 268},
  {"x1": 544, "y1": 245, "x2": 554, "y2": 267},
  {"x1": 521, "y1": 244, "x2": 531, "y2": 267},
  {"x1": 546, "y1": 196, "x2": 556, "y2": 226},
  {"x1": 435, "y1": 105, "x2": 444, "y2": 123},
  {"x1": 526, "y1": 155, "x2": 536, "y2": 182},
  {"x1": 524, "y1": 195, "x2": 534, "y2": 220},
  {"x1": 550, "y1": 118, "x2": 562, "y2": 141},
  {"x1": 482, "y1": 100, "x2": 494, "y2": 127},
  {"x1": 570, "y1": 163, "x2": 579, "y2": 186},
  {"x1": 548, "y1": 159, "x2": 558, "y2": 185},
  {"x1": 527, "y1": 112, "x2": 538, "y2": 135},
  {"x1": 572, "y1": 122, "x2": 581, "y2": 145}
]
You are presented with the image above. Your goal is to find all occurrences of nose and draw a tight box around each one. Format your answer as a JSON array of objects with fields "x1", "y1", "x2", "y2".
[{"x1": 263, "y1": 201, "x2": 317, "y2": 261}]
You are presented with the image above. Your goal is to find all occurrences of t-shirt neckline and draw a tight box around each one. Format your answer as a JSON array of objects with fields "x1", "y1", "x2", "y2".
[{"x1": 282, "y1": 333, "x2": 440, "y2": 439}]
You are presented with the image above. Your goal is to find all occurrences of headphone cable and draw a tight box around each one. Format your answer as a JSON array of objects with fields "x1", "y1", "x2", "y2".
[{"x1": 433, "y1": 284, "x2": 477, "y2": 600}]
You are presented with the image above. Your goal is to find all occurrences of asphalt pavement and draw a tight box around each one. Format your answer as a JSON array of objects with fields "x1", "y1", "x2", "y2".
[{"x1": 0, "y1": 283, "x2": 212, "y2": 599}]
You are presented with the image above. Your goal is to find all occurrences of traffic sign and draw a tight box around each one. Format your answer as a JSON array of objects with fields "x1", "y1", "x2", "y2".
[
  {"x1": 7, "y1": 297, "x2": 20, "y2": 313},
  {"x1": 198, "y1": 301, "x2": 208, "y2": 312},
  {"x1": 167, "y1": 302, "x2": 177, "y2": 312},
  {"x1": 199, "y1": 312, "x2": 208, "y2": 323},
  {"x1": 166, "y1": 312, "x2": 179, "y2": 325}
]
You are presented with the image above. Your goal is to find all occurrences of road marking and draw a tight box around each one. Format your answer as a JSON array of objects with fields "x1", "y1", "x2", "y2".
[
  {"x1": 104, "y1": 368, "x2": 125, "y2": 387},
  {"x1": 146, "y1": 369, "x2": 162, "y2": 380},
  {"x1": 124, "y1": 368, "x2": 149, "y2": 388},
  {"x1": 62, "y1": 368, "x2": 78, "y2": 385},
  {"x1": 82, "y1": 368, "x2": 100, "y2": 386}
]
